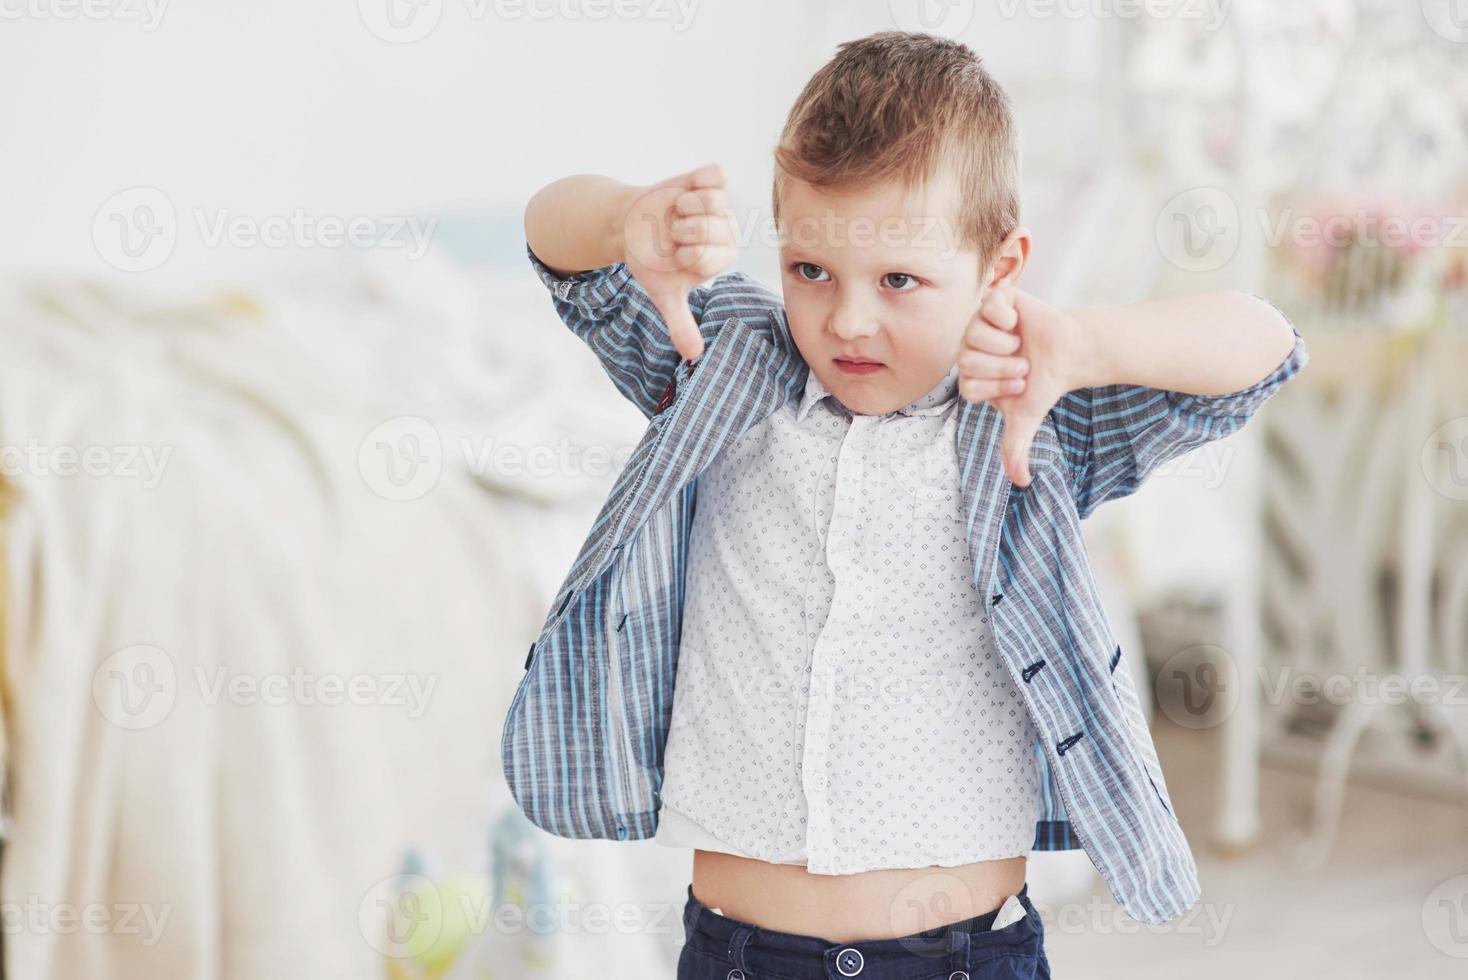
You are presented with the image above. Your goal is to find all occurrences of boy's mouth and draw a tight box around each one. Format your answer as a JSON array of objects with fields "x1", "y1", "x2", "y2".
[{"x1": 834, "y1": 357, "x2": 884, "y2": 375}]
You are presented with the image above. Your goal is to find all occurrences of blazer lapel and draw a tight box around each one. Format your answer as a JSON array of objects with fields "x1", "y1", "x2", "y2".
[
  {"x1": 561, "y1": 314, "x2": 807, "y2": 601},
  {"x1": 955, "y1": 397, "x2": 1014, "y2": 600}
]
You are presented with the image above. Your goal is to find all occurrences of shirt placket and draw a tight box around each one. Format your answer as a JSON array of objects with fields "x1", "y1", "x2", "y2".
[{"x1": 800, "y1": 411, "x2": 879, "y2": 872}]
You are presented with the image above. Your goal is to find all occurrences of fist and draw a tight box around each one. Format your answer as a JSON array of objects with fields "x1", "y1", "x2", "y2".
[
  {"x1": 621, "y1": 162, "x2": 737, "y2": 362},
  {"x1": 957, "y1": 286, "x2": 1079, "y2": 488}
]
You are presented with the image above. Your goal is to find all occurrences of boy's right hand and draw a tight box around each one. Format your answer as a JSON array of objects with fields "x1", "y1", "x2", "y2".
[{"x1": 621, "y1": 163, "x2": 737, "y2": 362}]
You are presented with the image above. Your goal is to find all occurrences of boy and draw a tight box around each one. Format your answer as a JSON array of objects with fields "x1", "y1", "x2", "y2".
[{"x1": 506, "y1": 30, "x2": 1307, "y2": 979}]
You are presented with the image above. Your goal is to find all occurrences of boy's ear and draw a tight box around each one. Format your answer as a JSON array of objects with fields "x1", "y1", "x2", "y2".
[{"x1": 983, "y1": 226, "x2": 1031, "y2": 290}]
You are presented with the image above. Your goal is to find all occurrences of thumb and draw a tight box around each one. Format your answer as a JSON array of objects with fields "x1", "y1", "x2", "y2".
[
  {"x1": 649, "y1": 288, "x2": 705, "y2": 361},
  {"x1": 650, "y1": 161, "x2": 726, "y2": 194},
  {"x1": 681, "y1": 161, "x2": 726, "y2": 190},
  {"x1": 999, "y1": 404, "x2": 1039, "y2": 488}
]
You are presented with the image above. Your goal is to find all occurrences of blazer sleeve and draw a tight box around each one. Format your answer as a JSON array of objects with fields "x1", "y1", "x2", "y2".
[
  {"x1": 527, "y1": 242, "x2": 783, "y2": 421},
  {"x1": 1050, "y1": 297, "x2": 1310, "y2": 519}
]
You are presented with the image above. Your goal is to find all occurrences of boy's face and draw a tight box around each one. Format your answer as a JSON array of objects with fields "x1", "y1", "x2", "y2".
[{"x1": 777, "y1": 171, "x2": 1018, "y2": 417}]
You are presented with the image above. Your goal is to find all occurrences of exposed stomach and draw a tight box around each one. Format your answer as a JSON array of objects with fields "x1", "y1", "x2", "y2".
[{"x1": 691, "y1": 849, "x2": 1026, "y2": 943}]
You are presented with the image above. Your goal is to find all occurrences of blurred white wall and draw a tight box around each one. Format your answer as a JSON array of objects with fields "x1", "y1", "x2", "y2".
[{"x1": 0, "y1": 0, "x2": 1112, "y2": 286}]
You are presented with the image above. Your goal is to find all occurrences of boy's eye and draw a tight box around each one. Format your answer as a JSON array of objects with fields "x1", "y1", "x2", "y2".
[
  {"x1": 883, "y1": 272, "x2": 918, "y2": 291},
  {"x1": 794, "y1": 262, "x2": 829, "y2": 282}
]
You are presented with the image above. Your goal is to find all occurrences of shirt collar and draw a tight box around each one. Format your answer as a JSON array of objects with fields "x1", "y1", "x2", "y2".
[{"x1": 796, "y1": 363, "x2": 961, "y2": 423}]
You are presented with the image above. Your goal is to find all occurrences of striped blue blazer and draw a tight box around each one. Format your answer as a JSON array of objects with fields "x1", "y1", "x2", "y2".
[{"x1": 501, "y1": 243, "x2": 1309, "y2": 925}]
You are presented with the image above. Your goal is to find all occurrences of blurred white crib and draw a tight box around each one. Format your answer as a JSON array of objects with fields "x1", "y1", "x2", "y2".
[{"x1": 1255, "y1": 326, "x2": 1468, "y2": 867}]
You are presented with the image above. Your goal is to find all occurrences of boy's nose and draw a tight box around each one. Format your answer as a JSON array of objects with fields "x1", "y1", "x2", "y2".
[{"x1": 828, "y1": 304, "x2": 878, "y2": 340}]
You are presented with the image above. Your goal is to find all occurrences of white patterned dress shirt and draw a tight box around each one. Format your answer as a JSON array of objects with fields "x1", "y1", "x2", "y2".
[{"x1": 654, "y1": 361, "x2": 1042, "y2": 874}]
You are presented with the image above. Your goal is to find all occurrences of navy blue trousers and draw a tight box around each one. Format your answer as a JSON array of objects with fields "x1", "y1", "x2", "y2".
[{"x1": 676, "y1": 881, "x2": 1050, "y2": 979}]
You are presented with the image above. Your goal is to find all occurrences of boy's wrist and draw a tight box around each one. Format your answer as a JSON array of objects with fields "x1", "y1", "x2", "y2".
[
  {"x1": 1062, "y1": 307, "x2": 1113, "y2": 391},
  {"x1": 605, "y1": 180, "x2": 644, "y2": 266}
]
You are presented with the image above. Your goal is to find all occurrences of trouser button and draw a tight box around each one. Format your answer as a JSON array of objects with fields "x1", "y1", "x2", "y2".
[{"x1": 836, "y1": 947, "x2": 864, "y2": 975}]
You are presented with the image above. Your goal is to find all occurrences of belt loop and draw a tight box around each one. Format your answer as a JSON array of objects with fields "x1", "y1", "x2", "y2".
[
  {"x1": 729, "y1": 923, "x2": 756, "y2": 973},
  {"x1": 950, "y1": 926, "x2": 971, "y2": 976},
  {"x1": 683, "y1": 884, "x2": 701, "y2": 943}
]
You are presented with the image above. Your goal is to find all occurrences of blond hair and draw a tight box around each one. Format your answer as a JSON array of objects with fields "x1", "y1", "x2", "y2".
[{"x1": 772, "y1": 31, "x2": 1021, "y2": 268}]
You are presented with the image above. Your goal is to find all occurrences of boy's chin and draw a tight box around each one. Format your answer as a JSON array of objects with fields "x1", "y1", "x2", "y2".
[{"x1": 826, "y1": 378, "x2": 896, "y2": 417}]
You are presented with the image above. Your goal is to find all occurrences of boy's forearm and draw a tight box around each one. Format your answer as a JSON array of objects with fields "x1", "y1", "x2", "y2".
[
  {"x1": 524, "y1": 175, "x2": 643, "y2": 278},
  {"x1": 1066, "y1": 291, "x2": 1297, "y2": 396}
]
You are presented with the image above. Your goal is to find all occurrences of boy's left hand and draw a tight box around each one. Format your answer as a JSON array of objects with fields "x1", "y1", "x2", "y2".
[{"x1": 957, "y1": 286, "x2": 1085, "y2": 489}]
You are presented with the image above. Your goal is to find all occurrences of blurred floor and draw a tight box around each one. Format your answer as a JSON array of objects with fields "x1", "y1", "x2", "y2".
[{"x1": 1042, "y1": 716, "x2": 1468, "y2": 979}]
